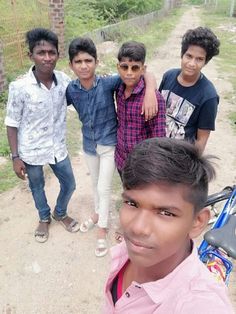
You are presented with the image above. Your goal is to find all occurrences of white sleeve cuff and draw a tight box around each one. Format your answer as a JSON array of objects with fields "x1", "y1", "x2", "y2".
[{"x1": 4, "y1": 116, "x2": 20, "y2": 128}]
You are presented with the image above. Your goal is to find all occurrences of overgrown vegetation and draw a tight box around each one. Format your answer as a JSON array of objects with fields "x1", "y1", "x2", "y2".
[{"x1": 64, "y1": 0, "x2": 163, "y2": 40}]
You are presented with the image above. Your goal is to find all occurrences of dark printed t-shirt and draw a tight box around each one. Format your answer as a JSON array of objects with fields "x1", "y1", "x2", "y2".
[{"x1": 159, "y1": 68, "x2": 219, "y2": 142}]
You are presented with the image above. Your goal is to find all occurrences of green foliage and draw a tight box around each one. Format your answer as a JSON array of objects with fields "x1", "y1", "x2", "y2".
[
  {"x1": 0, "y1": 161, "x2": 20, "y2": 193},
  {"x1": 64, "y1": 0, "x2": 106, "y2": 41},
  {"x1": 64, "y1": 0, "x2": 163, "y2": 40},
  {"x1": 184, "y1": 0, "x2": 203, "y2": 4},
  {"x1": 89, "y1": 0, "x2": 163, "y2": 23},
  {"x1": 0, "y1": 91, "x2": 10, "y2": 157}
]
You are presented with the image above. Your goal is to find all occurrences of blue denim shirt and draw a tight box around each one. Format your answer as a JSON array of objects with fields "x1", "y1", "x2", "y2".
[{"x1": 66, "y1": 75, "x2": 121, "y2": 155}]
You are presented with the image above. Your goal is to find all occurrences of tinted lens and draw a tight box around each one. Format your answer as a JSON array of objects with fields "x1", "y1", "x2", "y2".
[
  {"x1": 119, "y1": 64, "x2": 129, "y2": 71},
  {"x1": 119, "y1": 64, "x2": 141, "y2": 72},
  {"x1": 131, "y1": 65, "x2": 141, "y2": 72}
]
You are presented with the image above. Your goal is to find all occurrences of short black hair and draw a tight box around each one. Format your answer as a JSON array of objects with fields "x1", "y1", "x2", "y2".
[
  {"x1": 68, "y1": 37, "x2": 97, "y2": 62},
  {"x1": 25, "y1": 28, "x2": 58, "y2": 53},
  {"x1": 118, "y1": 41, "x2": 146, "y2": 64},
  {"x1": 181, "y1": 27, "x2": 220, "y2": 64},
  {"x1": 122, "y1": 138, "x2": 216, "y2": 213}
]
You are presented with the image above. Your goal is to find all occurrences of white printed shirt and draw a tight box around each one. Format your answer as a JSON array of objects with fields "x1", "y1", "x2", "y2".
[{"x1": 5, "y1": 67, "x2": 71, "y2": 165}]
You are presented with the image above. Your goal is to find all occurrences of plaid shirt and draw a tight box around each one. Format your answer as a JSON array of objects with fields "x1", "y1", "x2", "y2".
[{"x1": 115, "y1": 77, "x2": 166, "y2": 171}]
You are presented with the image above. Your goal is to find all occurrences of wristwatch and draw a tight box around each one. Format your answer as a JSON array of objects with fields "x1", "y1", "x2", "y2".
[{"x1": 11, "y1": 154, "x2": 20, "y2": 161}]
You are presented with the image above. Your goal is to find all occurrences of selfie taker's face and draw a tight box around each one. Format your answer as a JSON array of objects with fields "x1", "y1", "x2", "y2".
[{"x1": 120, "y1": 183, "x2": 207, "y2": 269}]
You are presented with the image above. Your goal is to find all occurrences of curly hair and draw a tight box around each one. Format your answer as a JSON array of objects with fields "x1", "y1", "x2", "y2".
[{"x1": 181, "y1": 27, "x2": 220, "y2": 64}]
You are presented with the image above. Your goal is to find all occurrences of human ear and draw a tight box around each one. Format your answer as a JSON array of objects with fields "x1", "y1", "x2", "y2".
[
  {"x1": 189, "y1": 207, "x2": 210, "y2": 239},
  {"x1": 28, "y1": 51, "x2": 32, "y2": 60}
]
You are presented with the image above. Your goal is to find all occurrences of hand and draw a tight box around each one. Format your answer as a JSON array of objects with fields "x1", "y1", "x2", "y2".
[
  {"x1": 13, "y1": 158, "x2": 27, "y2": 180},
  {"x1": 141, "y1": 89, "x2": 158, "y2": 121}
]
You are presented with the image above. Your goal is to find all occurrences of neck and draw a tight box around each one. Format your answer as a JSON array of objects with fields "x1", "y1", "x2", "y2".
[
  {"x1": 124, "y1": 86, "x2": 133, "y2": 99},
  {"x1": 34, "y1": 68, "x2": 54, "y2": 89},
  {"x1": 178, "y1": 71, "x2": 200, "y2": 87}
]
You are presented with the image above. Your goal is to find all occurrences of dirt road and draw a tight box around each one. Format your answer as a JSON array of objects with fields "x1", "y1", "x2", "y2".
[{"x1": 0, "y1": 6, "x2": 235, "y2": 314}]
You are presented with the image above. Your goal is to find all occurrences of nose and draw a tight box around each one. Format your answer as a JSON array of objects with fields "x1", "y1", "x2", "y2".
[
  {"x1": 129, "y1": 210, "x2": 152, "y2": 237},
  {"x1": 126, "y1": 66, "x2": 133, "y2": 76},
  {"x1": 44, "y1": 52, "x2": 51, "y2": 61},
  {"x1": 81, "y1": 61, "x2": 88, "y2": 69},
  {"x1": 189, "y1": 58, "x2": 197, "y2": 67}
]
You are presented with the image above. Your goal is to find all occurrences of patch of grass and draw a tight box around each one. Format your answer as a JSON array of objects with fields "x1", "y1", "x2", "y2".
[
  {"x1": 0, "y1": 161, "x2": 20, "y2": 193},
  {"x1": 66, "y1": 109, "x2": 82, "y2": 156},
  {"x1": 229, "y1": 111, "x2": 236, "y2": 131},
  {"x1": 199, "y1": 9, "x2": 236, "y2": 131}
]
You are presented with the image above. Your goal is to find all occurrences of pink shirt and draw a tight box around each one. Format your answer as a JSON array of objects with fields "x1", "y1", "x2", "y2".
[{"x1": 103, "y1": 242, "x2": 234, "y2": 314}]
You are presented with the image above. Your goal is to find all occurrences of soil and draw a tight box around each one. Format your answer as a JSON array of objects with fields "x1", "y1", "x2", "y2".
[{"x1": 0, "y1": 6, "x2": 235, "y2": 314}]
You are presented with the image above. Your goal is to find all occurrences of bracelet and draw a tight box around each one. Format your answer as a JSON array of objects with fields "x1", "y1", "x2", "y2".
[{"x1": 12, "y1": 154, "x2": 19, "y2": 161}]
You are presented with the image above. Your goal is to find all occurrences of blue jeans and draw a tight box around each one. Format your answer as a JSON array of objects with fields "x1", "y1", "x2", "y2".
[{"x1": 25, "y1": 156, "x2": 76, "y2": 221}]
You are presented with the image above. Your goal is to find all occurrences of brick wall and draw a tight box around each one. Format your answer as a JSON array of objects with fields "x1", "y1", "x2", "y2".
[
  {"x1": 0, "y1": 41, "x2": 6, "y2": 93},
  {"x1": 49, "y1": 0, "x2": 65, "y2": 57}
]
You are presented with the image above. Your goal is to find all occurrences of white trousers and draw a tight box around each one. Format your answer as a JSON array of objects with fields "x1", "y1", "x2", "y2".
[{"x1": 84, "y1": 145, "x2": 115, "y2": 228}]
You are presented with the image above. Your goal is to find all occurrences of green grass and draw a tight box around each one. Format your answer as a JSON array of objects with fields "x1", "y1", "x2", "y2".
[{"x1": 0, "y1": 161, "x2": 21, "y2": 193}]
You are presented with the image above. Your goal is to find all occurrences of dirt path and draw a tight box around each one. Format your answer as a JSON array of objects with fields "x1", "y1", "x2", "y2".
[{"x1": 0, "y1": 6, "x2": 235, "y2": 314}]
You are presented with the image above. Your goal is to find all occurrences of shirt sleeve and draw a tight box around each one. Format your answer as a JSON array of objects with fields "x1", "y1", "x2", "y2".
[
  {"x1": 158, "y1": 73, "x2": 166, "y2": 92},
  {"x1": 146, "y1": 91, "x2": 166, "y2": 137},
  {"x1": 197, "y1": 96, "x2": 219, "y2": 130},
  {"x1": 4, "y1": 82, "x2": 23, "y2": 128},
  {"x1": 175, "y1": 294, "x2": 234, "y2": 314},
  {"x1": 66, "y1": 85, "x2": 73, "y2": 106},
  {"x1": 105, "y1": 74, "x2": 122, "y2": 91}
]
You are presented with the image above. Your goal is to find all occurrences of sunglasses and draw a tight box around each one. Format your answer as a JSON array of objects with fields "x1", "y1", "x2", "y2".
[{"x1": 118, "y1": 63, "x2": 143, "y2": 73}]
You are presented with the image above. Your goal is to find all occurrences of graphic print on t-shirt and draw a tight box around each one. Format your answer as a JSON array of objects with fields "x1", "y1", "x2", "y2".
[{"x1": 162, "y1": 90, "x2": 195, "y2": 139}]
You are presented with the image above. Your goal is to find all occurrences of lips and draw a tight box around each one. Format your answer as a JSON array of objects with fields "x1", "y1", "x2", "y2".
[{"x1": 126, "y1": 235, "x2": 153, "y2": 251}]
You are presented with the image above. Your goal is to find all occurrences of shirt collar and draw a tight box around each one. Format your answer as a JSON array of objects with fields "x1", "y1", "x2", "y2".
[
  {"x1": 74, "y1": 75, "x2": 99, "y2": 90},
  {"x1": 29, "y1": 66, "x2": 58, "y2": 87},
  {"x1": 120, "y1": 76, "x2": 145, "y2": 96},
  {"x1": 110, "y1": 240, "x2": 197, "y2": 305}
]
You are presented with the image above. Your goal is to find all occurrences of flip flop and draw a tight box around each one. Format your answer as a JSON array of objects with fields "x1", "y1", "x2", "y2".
[
  {"x1": 95, "y1": 238, "x2": 108, "y2": 257},
  {"x1": 80, "y1": 217, "x2": 96, "y2": 233}
]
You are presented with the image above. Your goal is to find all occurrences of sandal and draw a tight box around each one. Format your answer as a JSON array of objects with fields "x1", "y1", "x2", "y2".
[
  {"x1": 52, "y1": 212, "x2": 80, "y2": 233},
  {"x1": 115, "y1": 231, "x2": 124, "y2": 243},
  {"x1": 95, "y1": 238, "x2": 108, "y2": 257},
  {"x1": 80, "y1": 217, "x2": 96, "y2": 233},
  {"x1": 34, "y1": 219, "x2": 51, "y2": 243}
]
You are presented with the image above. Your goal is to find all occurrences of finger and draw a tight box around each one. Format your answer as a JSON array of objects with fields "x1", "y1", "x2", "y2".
[
  {"x1": 16, "y1": 172, "x2": 25, "y2": 180},
  {"x1": 141, "y1": 104, "x2": 144, "y2": 115}
]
